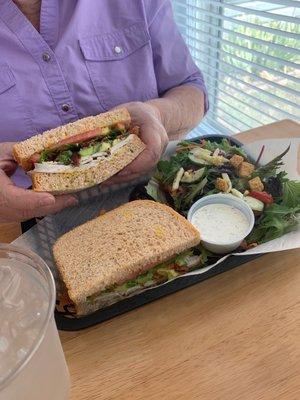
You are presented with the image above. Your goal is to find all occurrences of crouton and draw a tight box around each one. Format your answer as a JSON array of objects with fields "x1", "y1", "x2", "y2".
[
  {"x1": 211, "y1": 155, "x2": 228, "y2": 166},
  {"x1": 238, "y1": 162, "x2": 255, "y2": 178},
  {"x1": 216, "y1": 178, "x2": 230, "y2": 192},
  {"x1": 249, "y1": 176, "x2": 264, "y2": 192},
  {"x1": 230, "y1": 154, "x2": 244, "y2": 168}
]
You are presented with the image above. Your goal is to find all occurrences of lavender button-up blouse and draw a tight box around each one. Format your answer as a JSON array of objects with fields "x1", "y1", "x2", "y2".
[{"x1": 0, "y1": 0, "x2": 208, "y2": 186}]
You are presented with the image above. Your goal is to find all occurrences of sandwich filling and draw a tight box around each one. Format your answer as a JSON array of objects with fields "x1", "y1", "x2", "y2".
[
  {"x1": 29, "y1": 123, "x2": 139, "y2": 173},
  {"x1": 86, "y1": 249, "x2": 203, "y2": 305}
]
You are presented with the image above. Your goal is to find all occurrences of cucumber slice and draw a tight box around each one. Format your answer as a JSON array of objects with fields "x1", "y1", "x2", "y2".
[
  {"x1": 244, "y1": 196, "x2": 264, "y2": 212},
  {"x1": 172, "y1": 167, "x2": 185, "y2": 191},
  {"x1": 189, "y1": 148, "x2": 228, "y2": 166},
  {"x1": 181, "y1": 168, "x2": 205, "y2": 183},
  {"x1": 230, "y1": 188, "x2": 244, "y2": 199},
  {"x1": 188, "y1": 152, "x2": 210, "y2": 165},
  {"x1": 191, "y1": 147, "x2": 212, "y2": 157}
]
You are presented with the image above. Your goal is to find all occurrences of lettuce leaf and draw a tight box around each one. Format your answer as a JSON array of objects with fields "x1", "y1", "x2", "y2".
[
  {"x1": 175, "y1": 250, "x2": 194, "y2": 266},
  {"x1": 247, "y1": 203, "x2": 300, "y2": 244},
  {"x1": 145, "y1": 179, "x2": 167, "y2": 204},
  {"x1": 282, "y1": 180, "x2": 300, "y2": 208},
  {"x1": 156, "y1": 152, "x2": 190, "y2": 185},
  {"x1": 56, "y1": 150, "x2": 73, "y2": 165}
]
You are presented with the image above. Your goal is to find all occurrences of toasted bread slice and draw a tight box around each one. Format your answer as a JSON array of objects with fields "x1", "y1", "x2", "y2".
[
  {"x1": 53, "y1": 200, "x2": 201, "y2": 315},
  {"x1": 30, "y1": 134, "x2": 145, "y2": 194},
  {"x1": 13, "y1": 108, "x2": 131, "y2": 171}
]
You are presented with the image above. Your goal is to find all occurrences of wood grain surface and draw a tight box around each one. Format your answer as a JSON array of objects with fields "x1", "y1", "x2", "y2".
[
  {"x1": 0, "y1": 222, "x2": 21, "y2": 243},
  {"x1": 60, "y1": 249, "x2": 300, "y2": 400},
  {"x1": 1, "y1": 119, "x2": 299, "y2": 399}
]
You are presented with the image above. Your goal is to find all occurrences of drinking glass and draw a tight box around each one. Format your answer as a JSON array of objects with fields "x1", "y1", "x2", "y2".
[{"x1": 0, "y1": 244, "x2": 70, "y2": 400}]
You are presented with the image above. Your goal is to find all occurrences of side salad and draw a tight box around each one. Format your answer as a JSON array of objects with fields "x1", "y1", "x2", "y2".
[{"x1": 144, "y1": 138, "x2": 300, "y2": 248}]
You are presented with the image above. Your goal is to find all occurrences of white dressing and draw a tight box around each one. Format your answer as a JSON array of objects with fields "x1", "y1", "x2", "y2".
[{"x1": 191, "y1": 203, "x2": 249, "y2": 244}]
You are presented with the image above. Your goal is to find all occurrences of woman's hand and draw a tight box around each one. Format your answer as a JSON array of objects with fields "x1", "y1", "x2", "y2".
[
  {"x1": 104, "y1": 102, "x2": 169, "y2": 185},
  {"x1": 104, "y1": 85, "x2": 204, "y2": 186},
  {"x1": 0, "y1": 143, "x2": 78, "y2": 223}
]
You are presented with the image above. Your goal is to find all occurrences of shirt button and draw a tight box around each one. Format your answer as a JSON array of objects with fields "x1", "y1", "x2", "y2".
[
  {"x1": 61, "y1": 104, "x2": 70, "y2": 112},
  {"x1": 42, "y1": 52, "x2": 51, "y2": 62},
  {"x1": 114, "y1": 46, "x2": 122, "y2": 54}
]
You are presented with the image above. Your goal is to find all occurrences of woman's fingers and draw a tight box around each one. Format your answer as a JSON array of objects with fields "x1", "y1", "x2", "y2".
[
  {"x1": 102, "y1": 172, "x2": 143, "y2": 187},
  {"x1": 0, "y1": 142, "x2": 18, "y2": 176},
  {"x1": 0, "y1": 171, "x2": 78, "y2": 222},
  {"x1": 0, "y1": 142, "x2": 15, "y2": 159},
  {"x1": 0, "y1": 160, "x2": 18, "y2": 176},
  {"x1": 29, "y1": 195, "x2": 78, "y2": 218}
]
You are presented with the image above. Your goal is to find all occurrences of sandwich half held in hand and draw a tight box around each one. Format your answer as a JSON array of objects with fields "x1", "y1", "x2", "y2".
[
  {"x1": 13, "y1": 108, "x2": 145, "y2": 194},
  {"x1": 53, "y1": 200, "x2": 201, "y2": 316}
]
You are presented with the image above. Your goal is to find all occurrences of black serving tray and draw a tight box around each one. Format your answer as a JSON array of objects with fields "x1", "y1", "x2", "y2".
[
  {"x1": 16, "y1": 134, "x2": 263, "y2": 331},
  {"x1": 55, "y1": 252, "x2": 261, "y2": 330}
]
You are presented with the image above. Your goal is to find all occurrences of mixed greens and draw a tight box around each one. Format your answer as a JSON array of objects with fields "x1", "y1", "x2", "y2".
[
  {"x1": 87, "y1": 246, "x2": 212, "y2": 303},
  {"x1": 143, "y1": 138, "x2": 299, "y2": 247}
]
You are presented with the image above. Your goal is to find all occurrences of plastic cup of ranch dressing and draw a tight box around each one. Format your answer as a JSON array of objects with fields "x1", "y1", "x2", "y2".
[
  {"x1": 0, "y1": 244, "x2": 70, "y2": 400},
  {"x1": 188, "y1": 194, "x2": 255, "y2": 254}
]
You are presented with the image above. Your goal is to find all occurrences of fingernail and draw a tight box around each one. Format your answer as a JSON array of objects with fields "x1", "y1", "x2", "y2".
[
  {"x1": 66, "y1": 197, "x2": 78, "y2": 207},
  {"x1": 40, "y1": 196, "x2": 55, "y2": 207}
]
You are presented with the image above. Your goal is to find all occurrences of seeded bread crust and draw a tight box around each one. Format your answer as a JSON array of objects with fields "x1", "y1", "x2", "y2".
[
  {"x1": 13, "y1": 108, "x2": 131, "y2": 171},
  {"x1": 30, "y1": 134, "x2": 145, "y2": 194},
  {"x1": 53, "y1": 200, "x2": 201, "y2": 315}
]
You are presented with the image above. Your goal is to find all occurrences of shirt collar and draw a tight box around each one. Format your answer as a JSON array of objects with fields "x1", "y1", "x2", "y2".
[
  {"x1": 40, "y1": 0, "x2": 59, "y2": 49},
  {"x1": 0, "y1": 0, "x2": 59, "y2": 49},
  {"x1": 0, "y1": 0, "x2": 31, "y2": 36}
]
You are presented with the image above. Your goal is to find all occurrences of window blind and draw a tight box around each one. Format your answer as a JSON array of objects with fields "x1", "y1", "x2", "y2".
[{"x1": 172, "y1": 0, "x2": 300, "y2": 135}]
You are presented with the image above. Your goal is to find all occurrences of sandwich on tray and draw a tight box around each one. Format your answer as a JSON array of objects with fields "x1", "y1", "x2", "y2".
[
  {"x1": 53, "y1": 200, "x2": 201, "y2": 316},
  {"x1": 13, "y1": 108, "x2": 145, "y2": 194}
]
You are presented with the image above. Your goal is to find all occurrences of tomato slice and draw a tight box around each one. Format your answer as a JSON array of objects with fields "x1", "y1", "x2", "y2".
[
  {"x1": 28, "y1": 127, "x2": 105, "y2": 166},
  {"x1": 249, "y1": 191, "x2": 274, "y2": 204},
  {"x1": 52, "y1": 127, "x2": 104, "y2": 147},
  {"x1": 29, "y1": 153, "x2": 41, "y2": 164}
]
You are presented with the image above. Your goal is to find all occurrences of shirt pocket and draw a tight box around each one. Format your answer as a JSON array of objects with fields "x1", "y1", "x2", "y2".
[
  {"x1": 79, "y1": 22, "x2": 158, "y2": 110},
  {"x1": 0, "y1": 64, "x2": 34, "y2": 142},
  {"x1": 0, "y1": 63, "x2": 16, "y2": 94}
]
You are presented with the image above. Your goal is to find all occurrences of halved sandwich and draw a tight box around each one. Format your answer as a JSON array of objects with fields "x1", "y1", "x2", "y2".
[
  {"x1": 13, "y1": 108, "x2": 145, "y2": 194},
  {"x1": 53, "y1": 200, "x2": 201, "y2": 316}
]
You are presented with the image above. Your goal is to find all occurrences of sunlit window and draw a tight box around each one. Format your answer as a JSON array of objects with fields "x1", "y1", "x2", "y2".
[{"x1": 172, "y1": 0, "x2": 300, "y2": 135}]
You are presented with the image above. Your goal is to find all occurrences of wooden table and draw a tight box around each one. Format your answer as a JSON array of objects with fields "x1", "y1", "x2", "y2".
[{"x1": 1, "y1": 120, "x2": 300, "y2": 400}]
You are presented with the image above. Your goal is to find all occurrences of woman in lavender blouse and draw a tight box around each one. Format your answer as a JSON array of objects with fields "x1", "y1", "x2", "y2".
[{"x1": 0, "y1": 0, "x2": 208, "y2": 222}]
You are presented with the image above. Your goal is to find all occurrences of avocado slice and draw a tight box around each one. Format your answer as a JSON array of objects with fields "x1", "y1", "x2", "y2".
[
  {"x1": 79, "y1": 141, "x2": 111, "y2": 157},
  {"x1": 79, "y1": 144, "x2": 101, "y2": 157},
  {"x1": 99, "y1": 142, "x2": 111, "y2": 152}
]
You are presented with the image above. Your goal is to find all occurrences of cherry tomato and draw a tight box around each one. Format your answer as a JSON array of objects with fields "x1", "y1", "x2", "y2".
[{"x1": 249, "y1": 191, "x2": 274, "y2": 204}]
